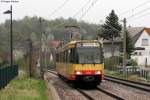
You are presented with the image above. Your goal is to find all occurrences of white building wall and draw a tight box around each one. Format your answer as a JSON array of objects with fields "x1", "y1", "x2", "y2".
[
  {"x1": 131, "y1": 30, "x2": 150, "y2": 66},
  {"x1": 103, "y1": 44, "x2": 121, "y2": 58}
]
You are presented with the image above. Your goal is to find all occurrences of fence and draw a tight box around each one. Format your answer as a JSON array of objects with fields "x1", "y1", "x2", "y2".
[
  {"x1": 0, "y1": 65, "x2": 18, "y2": 89},
  {"x1": 115, "y1": 66, "x2": 149, "y2": 79},
  {"x1": 140, "y1": 69, "x2": 149, "y2": 79}
]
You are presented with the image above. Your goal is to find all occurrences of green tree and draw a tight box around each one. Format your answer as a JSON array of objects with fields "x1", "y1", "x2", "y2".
[
  {"x1": 99, "y1": 10, "x2": 122, "y2": 57},
  {"x1": 126, "y1": 30, "x2": 134, "y2": 59}
]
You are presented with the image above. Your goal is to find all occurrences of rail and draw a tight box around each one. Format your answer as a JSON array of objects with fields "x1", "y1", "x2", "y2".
[
  {"x1": 48, "y1": 70, "x2": 124, "y2": 100},
  {"x1": 105, "y1": 75, "x2": 150, "y2": 92},
  {"x1": 47, "y1": 70, "x2": 95, "y2": 100},
  {"x1": 97, "y1": 87, "x2": 124, "y2": 100}
]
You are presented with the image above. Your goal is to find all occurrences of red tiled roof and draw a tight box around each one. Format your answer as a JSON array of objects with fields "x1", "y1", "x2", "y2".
[
  {"x1": 145, "y1": 28, "x2": 150, "y2": 36},
  {"x1": 49, "y1": 40, "x2": 63, "y2": 48}
]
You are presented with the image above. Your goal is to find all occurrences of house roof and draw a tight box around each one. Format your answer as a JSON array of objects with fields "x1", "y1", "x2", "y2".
[
  {"x1": 49, "y1": 40, "x2": 63, "y2": 48},
  {"x1": 127, "y1": 27, "x2": 145, "y2": 44},
  {"x1": 103, "y1": 37, "x2": 122, "y2": 44},
  {"x1": 127, "y1": 27, "x2": 144, "y2": 37},
  {"x1": 102, "y1": 27, "x2": 146, "y2": 44},
  {"x1": 145, "y1": 28, "x2": 150, "y2": 36}
]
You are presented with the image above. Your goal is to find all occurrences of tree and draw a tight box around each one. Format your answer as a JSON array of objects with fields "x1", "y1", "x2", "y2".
[
  {"x1": 99, "y1": 10, "x2": 122, "y2": 57},
  {"x1": 126, "y1": 30, "x2": 134, "y2": 59}
]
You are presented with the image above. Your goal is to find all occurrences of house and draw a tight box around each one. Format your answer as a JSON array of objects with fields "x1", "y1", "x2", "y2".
[
  {"x1": 130, "y1": 27, "x2": 150, "y2": 67},
  {"x1": 101, "y1": 27, "x2": 150, "y2": 67},
  {"x1": 103, "y1": 37, "x2": 122, "y2": 58}
]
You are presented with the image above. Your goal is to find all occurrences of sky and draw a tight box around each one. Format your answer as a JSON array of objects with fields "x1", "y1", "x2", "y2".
[{"x1": 0, "y1": 0, "x2": 150, "y2": 27}]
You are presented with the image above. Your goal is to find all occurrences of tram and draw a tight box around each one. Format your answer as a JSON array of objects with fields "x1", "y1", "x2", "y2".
[{"x1": 56, "y1": 40, "x2": 104, "y2": 85}]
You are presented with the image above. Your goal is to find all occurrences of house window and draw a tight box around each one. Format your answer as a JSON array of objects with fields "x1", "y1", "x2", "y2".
[
  {"x1": 142, "y1": 39, "x2": 148, "y2": 46},
  {"x1": 139, "y1": 52, "x2": 142, "y2": 56},
  {"x1": 134, "y1": 52, "x2": 137, "y2": 55}
]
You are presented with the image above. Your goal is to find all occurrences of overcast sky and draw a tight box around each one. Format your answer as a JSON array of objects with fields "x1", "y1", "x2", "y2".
[{"x1": 0, "y1": 0, "x2": 150, "y2": 27}]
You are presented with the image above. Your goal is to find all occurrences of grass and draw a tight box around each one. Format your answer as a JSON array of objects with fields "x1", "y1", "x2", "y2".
[
  {"x1": 105, "y1": 70, "x2": 150, "y2": 81},
  {"x1": 147, "y1": 76, "x2": 150, "y2": 81},
  {"x1": 105, "y1": 70, "x2": 127, "y2": 79},
  {"x1": 0, "y1": 71, "x2": 49, "y2": 100}
]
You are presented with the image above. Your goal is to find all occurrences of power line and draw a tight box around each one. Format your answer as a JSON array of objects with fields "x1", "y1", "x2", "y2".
[
  {"x1": 127, "y1": 6, "x2": 150, "y2": 19},
  {"x1": 49, "y1": 0, "x2": 99, "y2": 30},
  {"x1": 128, "y1": 11, "x2": 150, "y2": 22},
  {"x1": 49, "y1": 0, "x2": 99, "y2": 29},
  {"x1": 49, "y1": 0, "x2": 69, "y2": 18},
  {"x1": 73, "y1": 0, "x2": 92, "y2": 18},
  {"x1": 119, "y1": 0, "x2": 150, "y2": 16},
  {"x1": 79, "y1": 0, "x2": 98, "y2": 20}
]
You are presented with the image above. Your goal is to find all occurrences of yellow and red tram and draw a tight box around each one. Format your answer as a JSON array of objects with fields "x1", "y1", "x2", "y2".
[{"x1": 56, "y1": 40, "x2": 104, "y2": 85}]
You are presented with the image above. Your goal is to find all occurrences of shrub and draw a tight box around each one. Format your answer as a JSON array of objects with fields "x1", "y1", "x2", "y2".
[
  {"x1": 104, "y1": 56, "x2": 121, "y2": 70},
  {"x1": 128, "y1": 75, "x2": 139, "y2": 81}
]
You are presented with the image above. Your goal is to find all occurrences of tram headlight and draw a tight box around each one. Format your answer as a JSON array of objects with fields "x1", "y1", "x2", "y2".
[
  {"x1": 75, "y1": 71, "x2": 82, "y2": 75},
  {"x1": 95, "y1": 71, "x2": 101, "y2": 75}
]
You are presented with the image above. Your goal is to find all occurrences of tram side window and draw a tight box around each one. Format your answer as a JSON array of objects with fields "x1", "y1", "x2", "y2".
[
  {"x1": 66, "y1": 50, "x2": 68, "y2": 63},
  {"x1": 70, "y1": 48, "x2": 75, "y2": 63},
  {"x1": 63, "y1": 51, "x2": 65, "y2": 62},
  {"x1": 56, "y1": 54, "x2": 59, "y2": 62},
  {"x1": 63, "y1": 51, "x2": 64, "y2": 62},
  {"x1": 59, "y1": 53, "x2": 61, "y2": 62},
  {"x1": 100, "y1": 48, "x2": 104, "y2": 63},
  {"x1": 67, "y1": 49, "x2": 70, "y2": 63},
  {"x1": 60, "y1": 52, "x2": 63, "y2": 63},
  {"x1": 65, "y1": 50, "x2": 67, "y2": 63},
  {"x1": 59, "y1": 53, "x2": 60, "y2": 62}
]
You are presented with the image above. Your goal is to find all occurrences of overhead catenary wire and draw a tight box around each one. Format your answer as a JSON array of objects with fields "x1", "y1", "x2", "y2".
[
  {"x1": 79, "y1": 0, "x2": 98, "y2": 20},
  {"x1": 49, "y1": 0, "x2": 69, "y2": 18},
  {"x1": 50, "y1": 0, "x2": 97, "y2": 29},
  {"x1": 73, "y1": 0, "x2": 92, "y2": 18},
  {"x1": 128, "y1": 11, "x2": 150, "y2": 22},
  {"x1": 119, "y1": 0, "x2": 150, "y2": 16},
  {"x1": 50, "y1": 0, "x2": 121, "y2": 33},
  {"x1": 127, "y1": 6, "x2": 150, "y2": 20}
]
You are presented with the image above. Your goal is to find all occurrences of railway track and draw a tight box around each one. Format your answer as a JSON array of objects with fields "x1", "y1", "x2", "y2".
[
  {"x1": 47, "y1": 70, "x2": 95, "y2": 100},
  {"x1": 76, "y1": 87, "x2": 124, "y2": 100},
  {"x1": 47, "y1": 70, "x2": 124, "y2": 100},
  {"x1": 97, "y1": 87, "x2": 124, "y2": 100},
  {"x1": 105, "y1": 75, "x2": 150, "y2": 92}
]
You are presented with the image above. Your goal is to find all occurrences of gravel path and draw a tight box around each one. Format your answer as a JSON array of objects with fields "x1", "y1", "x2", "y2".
[
  {"x1": 82, "y1": 89, "x2": 115, "y2": 100},
  {"x1": 100, "y1": 80, "x2": 150, "y2": 100},
  {"x1": 47, "y1": 72, "x2": 87, "y2": 100},
  {"x1": 46, "y1": 72, "x2": 150, "y2": 100}
]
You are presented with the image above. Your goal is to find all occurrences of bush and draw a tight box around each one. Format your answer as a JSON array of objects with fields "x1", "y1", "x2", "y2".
[
  {"x1": 130, "y1": 59, "x2": 138, "y2": 66},
  {"x1": 104, "y1": 56, "x2": 121, "y2": 70},
  {"x1": 128, "y1": 75, "x2": 139, "y2": 81}
]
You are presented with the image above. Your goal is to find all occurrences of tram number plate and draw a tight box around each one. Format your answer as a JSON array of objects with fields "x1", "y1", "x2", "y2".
[{"x1": 85, "y1": 71, "x2": 92, "y2": 74}]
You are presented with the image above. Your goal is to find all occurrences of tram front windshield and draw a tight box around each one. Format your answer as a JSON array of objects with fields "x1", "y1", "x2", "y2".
[{"x1": 76, "y1": 47, "x2": 102, "y2": 64}]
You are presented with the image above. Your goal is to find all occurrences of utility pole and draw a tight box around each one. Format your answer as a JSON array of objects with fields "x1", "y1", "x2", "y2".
[
  {"x1": 29, "y1": 38, "x2": 32, "y2": 77},
  {"x1": 39, "y1": 17, "x2": 44, "y2": 79},
  {"x1": 123, "y1": 18, "x2": 127, "y2": 69},
  {"x1": 44, "y1": 46, "x2": 47, "y2": 70}
]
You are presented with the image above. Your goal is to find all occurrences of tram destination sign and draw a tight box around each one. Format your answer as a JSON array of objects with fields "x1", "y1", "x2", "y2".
[
  {"x1": 77, "y1": 42, "x2": 100, "y2": 47},
  {"x1": 1, "y1": 0, "x2": 19, "y2": 3}
]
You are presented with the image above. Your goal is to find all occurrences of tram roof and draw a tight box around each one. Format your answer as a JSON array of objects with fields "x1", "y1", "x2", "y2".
[
  {"x1": 57, "y1": 40, "x2": 102, "y2": 52},
  {"x1": 68, "y1": 40, "x2": 99, "y2": 44}
]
